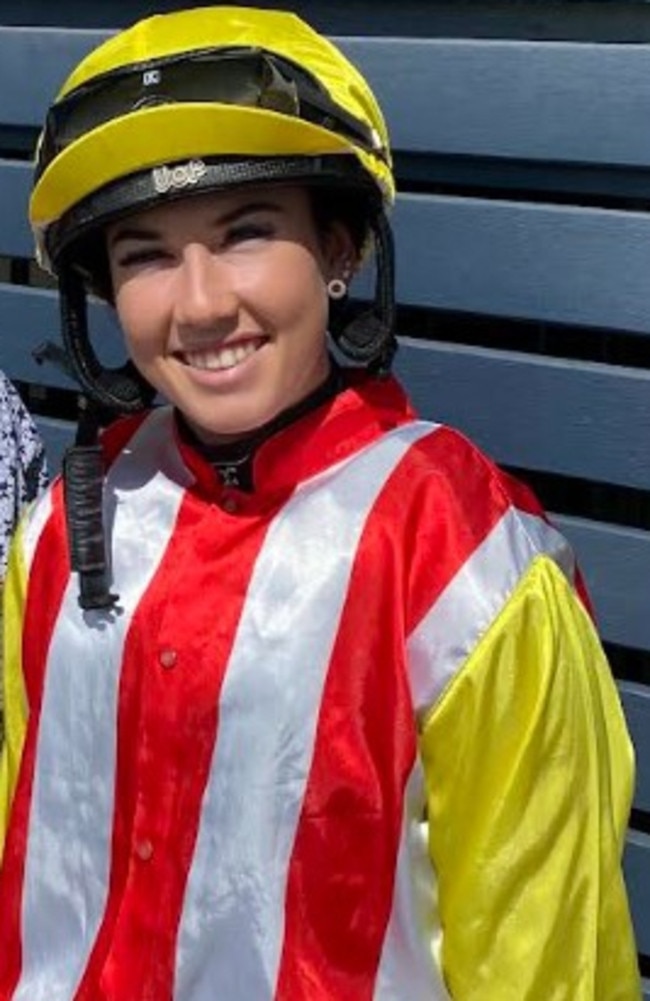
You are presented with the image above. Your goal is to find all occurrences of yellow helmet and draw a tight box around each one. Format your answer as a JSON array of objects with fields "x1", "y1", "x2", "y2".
[
  {"x1": 32, "y1": 5, "x2": 398, "y2": 419},
  {"x1": 31, "y1": 5, "x2": 394, "y2": 272}
]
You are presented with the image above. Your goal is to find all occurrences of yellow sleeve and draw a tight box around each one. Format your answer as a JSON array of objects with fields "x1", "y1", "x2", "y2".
[
  {"x1": 420, "y1": 556, "x2": 641, "y2": 1000},
  {"x1": 0, "y1": 521, "x2": 29, "y2": 861}
]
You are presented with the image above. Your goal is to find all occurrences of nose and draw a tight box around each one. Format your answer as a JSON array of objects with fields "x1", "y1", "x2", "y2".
[{"x1": 174, "y1": 243, "x2": 238, "y2": 330}]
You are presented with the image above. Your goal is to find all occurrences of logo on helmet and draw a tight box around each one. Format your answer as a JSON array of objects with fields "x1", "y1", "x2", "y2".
[{"x1": 152, "y1": 159, "x2": 208, "y2": 195}]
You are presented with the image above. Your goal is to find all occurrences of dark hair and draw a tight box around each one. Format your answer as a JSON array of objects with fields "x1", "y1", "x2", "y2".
[{"x1": 308, "y1": 183, "x2": 378, "y2": 257}]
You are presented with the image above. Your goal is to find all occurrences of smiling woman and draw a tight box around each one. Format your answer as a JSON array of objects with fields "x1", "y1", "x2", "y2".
[
  {"x1": 106, "y1": 185, "x2": 350, "y2": 441},
  {"x1": 0, "y1": 6, "x2": 641, "y2": 1001}
]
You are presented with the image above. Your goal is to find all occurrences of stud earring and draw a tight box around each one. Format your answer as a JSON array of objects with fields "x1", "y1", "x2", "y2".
[{"x1": 327, "y1": 277, "x2": 348, "y2": 300}]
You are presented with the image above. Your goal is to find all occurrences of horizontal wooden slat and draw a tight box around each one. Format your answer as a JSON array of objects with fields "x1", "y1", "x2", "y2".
[
  {"x1": 6, "y1": 293, "x2": 650, "y2": 492},
  {"x1": 625, "y1": 831, "x2": 650, "y2": 960},
  {"x1": 3, "y1": 310, "x2": 644, "y2": 648},
  {"x1": 0, "y1": 284, "x2": 123, "y2": 388},
  {"x1": 0, "y1": 28, "x2": 108, "y2": 126},
  {"x1": 395, "y1": 338, "x2": 650, "y2": 490},
  {"x1": 619, "y1": 683, "x2": 650, "y2": 815},
  {"x1": 0, "y1": 161, "x2": 31, "y2": 256},
  {"x1": 343, "y1": 37, "x2": 650, "y2": 168},
  {"x1": 5, "y1": 292, "x2": 650, "y2": 493},
  {"x1": 8, "y1": 168, "x2": 650, "y2": 337},
  {"x1": 554, "y1": 515, "x2": 650, "y2": 653},
  {"x1": 5, "y1": 30, "x2": 650, "y2": 172},
  {"x1": 392, "y1": 194, "x2": 650, "y2": 335}
]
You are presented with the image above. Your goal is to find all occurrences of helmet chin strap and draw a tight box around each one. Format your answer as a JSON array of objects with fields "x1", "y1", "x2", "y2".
[
  {"x1": 63, "y1": 402, "x2": 119, "y2": 612},
  {"x1": 56, "y1": 270, "x2": 156, "y2": 611},
  {"x1": 59, "y1": 268, "x2": 156, "y2": 412}
]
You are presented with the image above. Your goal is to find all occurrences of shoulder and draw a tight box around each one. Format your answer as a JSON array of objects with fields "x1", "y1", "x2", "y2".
[
  {"x1": 397, "y1": 421, "x2": 550, "y2": 540},
  {"x1": 98, "y1": 410, "x2": 158, "y2": 468},
  {"x1": 399, "y1": 422, "x2": 576, "y2": 654}
]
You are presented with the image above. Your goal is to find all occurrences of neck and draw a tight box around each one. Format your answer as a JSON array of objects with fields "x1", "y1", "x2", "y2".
[{"x1": 176, "y1": 361, "x2": 344, "y2": 491}]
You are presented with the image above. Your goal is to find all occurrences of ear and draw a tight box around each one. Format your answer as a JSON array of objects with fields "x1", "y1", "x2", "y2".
[{"x1": 320, "y1": 220, "x2": 359, "y2": 279}]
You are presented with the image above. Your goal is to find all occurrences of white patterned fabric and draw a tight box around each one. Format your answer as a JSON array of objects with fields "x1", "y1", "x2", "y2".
[{"x1": 0, "y1": 373, "x2": 48, "y2": 579}]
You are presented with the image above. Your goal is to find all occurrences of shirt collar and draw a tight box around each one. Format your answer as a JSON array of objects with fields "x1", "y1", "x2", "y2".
[{"x1": 173, "y1": 370, "x2": 416, "y2": 506}]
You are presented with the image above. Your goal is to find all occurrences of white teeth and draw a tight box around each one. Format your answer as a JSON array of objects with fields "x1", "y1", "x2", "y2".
[{"x1": 184, "y1": 341, "x2": 260, "y2": 371}]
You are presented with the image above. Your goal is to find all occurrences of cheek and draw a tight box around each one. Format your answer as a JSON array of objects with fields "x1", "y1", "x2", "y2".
[
  {"x1": 245, "y1": 246, "x2": 328, "y2": 331},
  {"x1": 114, "y1": 281, "x2": 165, "y2": 361}
]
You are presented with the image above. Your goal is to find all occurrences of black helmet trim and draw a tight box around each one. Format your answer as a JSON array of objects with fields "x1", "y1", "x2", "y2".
[{"x1": 49, "y1": 153, "x2": 381, "y2": 269}]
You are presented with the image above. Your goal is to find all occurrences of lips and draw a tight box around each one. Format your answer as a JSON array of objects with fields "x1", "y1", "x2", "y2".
[{"x1": 178, "y1": 336, "x2": 267, "y2": 372}]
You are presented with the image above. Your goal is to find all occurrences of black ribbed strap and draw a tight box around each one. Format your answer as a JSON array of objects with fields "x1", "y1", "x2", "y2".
[{"x1": 63, "y1": 442, "x2": 118, "y2": 610}]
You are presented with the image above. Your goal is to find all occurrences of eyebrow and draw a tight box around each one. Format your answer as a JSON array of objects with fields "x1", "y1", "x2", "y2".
[{"x1": 108, "y1": 200, "x2": 285, "y2": 249}]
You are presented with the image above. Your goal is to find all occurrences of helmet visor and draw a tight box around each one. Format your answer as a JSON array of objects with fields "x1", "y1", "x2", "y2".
[{"x1": 38, "y1": 48, "x2": 385, "y2": 179}]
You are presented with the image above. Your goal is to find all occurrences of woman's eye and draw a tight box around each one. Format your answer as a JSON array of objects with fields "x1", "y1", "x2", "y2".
[
  {"x1": 224, "y1": 222, "x2": 273, "y2": 246},
  {"x1": 116, "y1": 247, "x2": 168, "y2": 268}
]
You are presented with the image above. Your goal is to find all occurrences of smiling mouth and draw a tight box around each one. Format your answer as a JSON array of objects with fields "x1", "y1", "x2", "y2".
[{"x1": 179, "y1": 338, "x2": 267, "y2": 372}]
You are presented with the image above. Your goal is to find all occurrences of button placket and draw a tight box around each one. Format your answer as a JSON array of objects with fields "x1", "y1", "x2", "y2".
[{"x1": 221, "y1": 494, "x2": 238, "y2": 514}]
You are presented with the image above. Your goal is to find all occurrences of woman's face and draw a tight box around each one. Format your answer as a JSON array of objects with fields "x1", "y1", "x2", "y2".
[{"x1": 107, "y1": 184, "x2": 353, "y2": 442}]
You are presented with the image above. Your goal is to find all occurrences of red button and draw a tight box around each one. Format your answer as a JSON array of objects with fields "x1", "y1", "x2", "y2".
[
  {"x1": 159, "y1": 648, "x2": 177, "y2": 669},
  {"x1": 135, "y1": 839, "x2": 154, "y2": 862},
  {"x1": 222, "y1": 495, "x2": 238, "y2": 514}
]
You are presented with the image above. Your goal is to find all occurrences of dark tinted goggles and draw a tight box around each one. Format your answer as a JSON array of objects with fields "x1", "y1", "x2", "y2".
[{"x1": 37, "y1": 48, "x2": 383, "y2": 178}]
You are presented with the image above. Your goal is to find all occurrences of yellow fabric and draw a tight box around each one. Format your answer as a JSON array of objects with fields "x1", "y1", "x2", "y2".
[
  {"x1": 31, "y1": 105, "x2": 393, "y2": 233},
  {"x1": 420, "y1": 556, "x2": 640, "y2": 1000},
  {"x1": 30, "y1": 6, "x2": 394, "y2": 231},
  {"x1": 0, "y1": 523, "x2": 29, "y2": 862},
  {"x1": 57, "y1": 7, "x2": 389, "y2": 151}
]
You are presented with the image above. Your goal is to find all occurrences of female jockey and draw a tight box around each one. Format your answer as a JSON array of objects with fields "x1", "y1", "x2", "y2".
[{"x1": 0, "y1": 7, "x2": 639, "y2": 999}]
